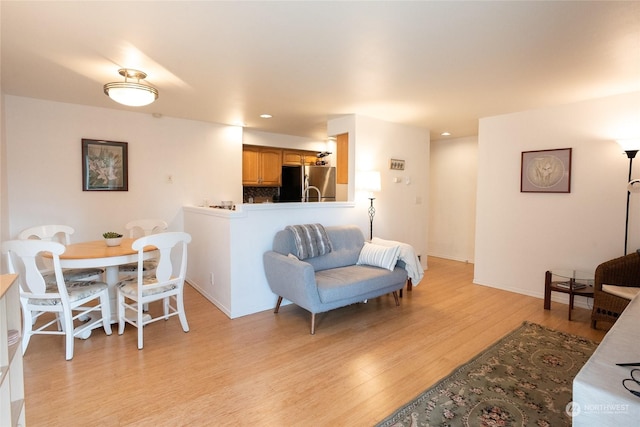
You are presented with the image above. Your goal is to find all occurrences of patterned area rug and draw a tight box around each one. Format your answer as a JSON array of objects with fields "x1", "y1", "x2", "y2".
[{"x1": 376, "y1": 322, "x2": 599, "y2": 427}]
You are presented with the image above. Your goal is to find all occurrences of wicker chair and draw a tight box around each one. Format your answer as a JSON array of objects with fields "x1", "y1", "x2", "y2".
[{"x1": 591, "y1": 251, "x2": 640, "y2": 329}]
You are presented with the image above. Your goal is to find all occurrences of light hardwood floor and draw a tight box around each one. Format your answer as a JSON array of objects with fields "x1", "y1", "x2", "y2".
[{"x1": 23, "y1": 257, "x2": 608, "y2": 426}]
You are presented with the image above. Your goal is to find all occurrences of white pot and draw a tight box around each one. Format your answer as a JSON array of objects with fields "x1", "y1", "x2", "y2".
[{"x1": 104, "y1": 237, "x2": 123, "y2": 247}]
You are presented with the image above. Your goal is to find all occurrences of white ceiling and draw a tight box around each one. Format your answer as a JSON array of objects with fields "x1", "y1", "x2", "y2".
[{"x1": 2, "y1": 1, "x2": 639, "y2": 141}]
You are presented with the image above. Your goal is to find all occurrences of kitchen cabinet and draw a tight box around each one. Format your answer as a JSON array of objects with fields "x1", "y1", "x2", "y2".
[
  {"x1": 243, "y1": 145, "x2": 282, "y2": 186},
  {"x1": 282, "y1": 149, "x2": 318, "y2": 166},
  {"x1": 0, "y1": 274, "x2": 25, "y2": 427},
  {"x1": 336, "y1": 133, "x2": 349, "y2": 184}
]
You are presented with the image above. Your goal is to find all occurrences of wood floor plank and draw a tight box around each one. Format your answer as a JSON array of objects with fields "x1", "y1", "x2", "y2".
[{"x1": 23, "y1": 257, "x2": 608, "y2": 426}]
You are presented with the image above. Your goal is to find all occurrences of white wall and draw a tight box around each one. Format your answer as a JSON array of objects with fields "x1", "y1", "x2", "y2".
[
  {"x1": 475, "y1": 91, "x2": 640, "y2": 304},
  {"x1": 4, "y1": 96, "x2": 242, "y2": 241},
  {"x1": 429, "y1": 136, "x2": 478, "y2": 263},
  {"x1": 329, "y1": 115, "x2": 430, "y2": 261}
]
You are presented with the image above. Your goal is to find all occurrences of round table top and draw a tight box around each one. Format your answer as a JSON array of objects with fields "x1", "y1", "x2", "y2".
[{"x1": 45, "y1": 238, "x2": 155, "y2": 260}]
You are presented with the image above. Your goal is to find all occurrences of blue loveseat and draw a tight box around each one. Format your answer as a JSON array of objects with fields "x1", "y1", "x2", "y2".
[{"x1": 263, "y1": 225, "x2": 408, "y2": 334}]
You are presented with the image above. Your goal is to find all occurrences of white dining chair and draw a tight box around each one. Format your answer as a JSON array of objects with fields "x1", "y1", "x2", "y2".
[
  {"x1": 117, "y1": 231, "x2": 191, "y2": 349},
  {"x1": 119, "y1": 219, "x2": 168, "y2": 277},
  {"x1": 2, "y1": 239, "x2": 112, "y2": 360},
  {"x1": 18, "y1": 224, "x2": 104, "y2": 283}
]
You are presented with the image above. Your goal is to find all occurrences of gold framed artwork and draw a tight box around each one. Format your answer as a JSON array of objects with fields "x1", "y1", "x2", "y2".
[{"x1": 521, "y1": 148, "x2": 572, "y2": 193}]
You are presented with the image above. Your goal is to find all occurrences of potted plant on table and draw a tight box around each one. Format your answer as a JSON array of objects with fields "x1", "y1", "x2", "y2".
[{"x1": 103, "y1": 231, "x2": 123, "y2": 247}]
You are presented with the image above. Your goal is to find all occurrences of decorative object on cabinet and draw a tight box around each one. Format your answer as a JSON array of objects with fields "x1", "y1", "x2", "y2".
[
  {"x1": 103, "y1": 68, "x2": 158, "y2": 107},
  {"x1": 1, "y1": 274, "x2": 25, "y2": 426},
  {"x1": 389, "y1": 158, "x2": 405, "y2": 170},
  {"x1": 520, "y1": 148, "x2": 571, "y2": 193},
  {"x1": 616, "y1": 139, "x2": 640, "y2": 255},
  {"x1": 82, "y1": 139, "x2": 128, "y2": 191}
]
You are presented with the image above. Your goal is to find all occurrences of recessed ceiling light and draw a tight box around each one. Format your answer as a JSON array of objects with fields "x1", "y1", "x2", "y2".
[
  {"x1": 260, "y1": 114, "x2": 272, "y2": 119},
  {"x1": 441, "y1": 132, "x2": 451, "y2": 136}
]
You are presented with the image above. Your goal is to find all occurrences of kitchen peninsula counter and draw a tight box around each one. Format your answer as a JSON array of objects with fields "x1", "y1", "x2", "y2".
[{"x1": 184, "y1": 202, "x2": 364, "y2": 318}]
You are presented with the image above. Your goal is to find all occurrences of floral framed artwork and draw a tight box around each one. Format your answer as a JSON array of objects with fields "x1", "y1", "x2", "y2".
[
  {"x1": 82, "y1": 139, "x2": 128, "y2": 191},
  {"x1": 521, "y1": 148, "x2": 571, "y2": 193}
]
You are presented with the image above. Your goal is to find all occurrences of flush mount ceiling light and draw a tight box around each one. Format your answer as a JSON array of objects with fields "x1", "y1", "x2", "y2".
[{"x1": 103, "y1": 68, "x2": 158, "y2": 107}]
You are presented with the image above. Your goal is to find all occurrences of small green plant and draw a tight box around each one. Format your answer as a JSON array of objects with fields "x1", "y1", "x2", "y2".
[{"x1": 102, "y1": 231, "x2": 123, "y2": 239}]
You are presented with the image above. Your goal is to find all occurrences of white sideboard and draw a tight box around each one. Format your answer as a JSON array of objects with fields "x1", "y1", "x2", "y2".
[
  {"x1": 0, "y1": 274, "x2": 25, "y2": 426},
  {"x1": 573, "y1": 293, "x2": 640, "y2": 425}
]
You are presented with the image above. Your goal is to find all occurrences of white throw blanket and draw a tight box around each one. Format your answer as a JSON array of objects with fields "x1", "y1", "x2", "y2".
[{"x1": 371, "y1": 237, "x2": 424, "y2": 285}]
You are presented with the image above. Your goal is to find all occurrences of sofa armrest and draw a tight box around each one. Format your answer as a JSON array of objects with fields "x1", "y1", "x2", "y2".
[{"x1": 263, "y1": 251, "x2": 323, "y2": 312}]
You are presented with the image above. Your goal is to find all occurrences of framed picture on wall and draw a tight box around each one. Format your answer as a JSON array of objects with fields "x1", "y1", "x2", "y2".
[
  {"x1": 82, "y1": 139, "x2": 128, "y2": 191},
  {"x1": 520, "y1": 148, "x2": 572, "y2": 193}
]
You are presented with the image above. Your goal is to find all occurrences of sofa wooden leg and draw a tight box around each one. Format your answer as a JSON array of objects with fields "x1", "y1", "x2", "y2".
[
  {"x1": 393, "y1": 291, "x2": 400, "y2": 306},
  {"x1": 310, "y1": 312, "x2": 316, "y2": 335},
  {"x1": 274, "y1": 296, "x2": 283, "y2": 313},
  {"x1": 407, "y1": 278, "x2": 413, "y2": 292}
]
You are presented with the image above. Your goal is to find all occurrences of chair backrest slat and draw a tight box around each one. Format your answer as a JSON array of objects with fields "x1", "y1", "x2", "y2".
[
  {"x1": 2, "y1": 240, "x2": 66, "y2": 295},
  {"x1": 126, "y1": 219, "x2": 168, "y2": 238},
  {"x1": 132, "y1": 231, "x2": 191, "y2": 288}
]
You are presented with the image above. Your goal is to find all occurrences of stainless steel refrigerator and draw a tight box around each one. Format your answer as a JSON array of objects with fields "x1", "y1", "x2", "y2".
[{"x1": 279, "y1": 165, "x2": 336, "y2": 202}]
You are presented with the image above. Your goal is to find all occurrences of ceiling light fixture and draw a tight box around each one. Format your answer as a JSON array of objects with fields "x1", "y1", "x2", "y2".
[
  {"x1": 260, "y1": 114, "x2": 273, "y2": 119},
  {"x1": 441, "y1": 132, "x2": 451, "y2": 136},
  {"x1": 103, "y1": 68, "x2": 158, "y2": 107}
]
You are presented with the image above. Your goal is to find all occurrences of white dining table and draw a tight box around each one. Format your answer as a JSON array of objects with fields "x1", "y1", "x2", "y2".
[
  {"x1": 573, "y1": 294, "x2": 640, "y2": 425},
  {"x1": 45, "y1": 238, "x2": 157, "y2": 336}
]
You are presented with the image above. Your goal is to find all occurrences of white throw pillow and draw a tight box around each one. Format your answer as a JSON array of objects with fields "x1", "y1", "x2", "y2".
[{"x1": 356, "y1": 242, "x2": 400, "y2": 271}]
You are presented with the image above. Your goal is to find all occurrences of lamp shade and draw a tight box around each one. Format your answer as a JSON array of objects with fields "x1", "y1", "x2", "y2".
[
  {"x1": 103, "y1": 69, "x2": 158, "y2": 107},
  {"x1": 357, "y1": 170, "x2": 381, "y2": 194},
  {"x1": 104, "y1": 82, "x2": 158, "y2": 107},
  {"x1": 616, "y1": 139, "x2": 640, "y2": 152},
  {"x1": 628, "y1": 179, "x2": 640, "y2": 193}
]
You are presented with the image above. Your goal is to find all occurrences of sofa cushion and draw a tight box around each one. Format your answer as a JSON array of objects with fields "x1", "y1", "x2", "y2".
[
  {"x1": 356, "y1": 242, "x2": 400, "y2": 271},
  {"x1": 272, "y1": 225, "x2": 365, "y2": 271},
  {"x1": 315, "y1": 265, "x2": 407, "y2": 303},
  {"x1": 602, "y1": 284, "x2": 640, "y2": 300},
  {"x1": 285, "y1": 224, "x2": 333, "y2": 260}
]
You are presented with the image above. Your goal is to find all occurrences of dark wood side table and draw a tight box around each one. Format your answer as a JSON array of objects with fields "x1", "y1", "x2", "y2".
[{"x1": 544, "y1": 269, "x2": 594, "y2": 321}]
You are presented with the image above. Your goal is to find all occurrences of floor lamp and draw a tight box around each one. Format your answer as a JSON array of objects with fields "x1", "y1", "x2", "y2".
[
  {"x1": 358, "y1": 171, "x2": 381, "y2": 240},
  {"x1": 618, "y1": 139, "x2": 640, "y2": 255}
]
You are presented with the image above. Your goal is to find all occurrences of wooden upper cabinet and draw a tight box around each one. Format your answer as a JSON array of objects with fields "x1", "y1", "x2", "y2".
[
  {"x1": 242, "y1": 145, "x2": 282, "y2": 186},
  {"x1": 259, "y1": 148, "x2": 282, "y2": 186},
  {"x1": 302, "y1": 153, "x2": 318, "y2": 165},
  {"x1": 242, "y1": 146, "x2": 261, "y2": 184},
  {"x1": 336, "y1": 133, "x2": 348, "y2": 184},
  {"x1": 283, "y1": 149, "x2": 318, "y2": 166},
  {"x1": 282, "y1": 150, "x2": 303, "y2": 166}
]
